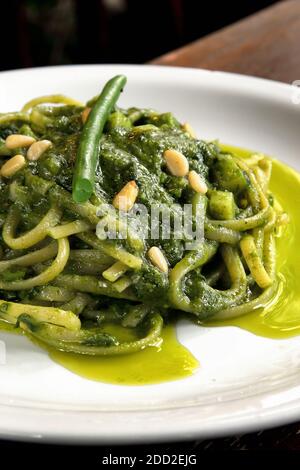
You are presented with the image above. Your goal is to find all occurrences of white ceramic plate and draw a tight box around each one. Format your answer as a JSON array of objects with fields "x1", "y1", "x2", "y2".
[{"x1": 0, "y1": 64, "x2": 300, "y2": 444}]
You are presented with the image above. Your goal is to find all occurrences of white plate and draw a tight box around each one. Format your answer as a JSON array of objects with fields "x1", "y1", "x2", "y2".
[{"x1": 0, "y1": 64, "x2": 300, "y2": 444}]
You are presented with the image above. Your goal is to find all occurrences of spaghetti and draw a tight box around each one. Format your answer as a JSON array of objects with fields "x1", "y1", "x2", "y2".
[{"x1": 0, "y1": 76, "x2": 288, "y2": 356}]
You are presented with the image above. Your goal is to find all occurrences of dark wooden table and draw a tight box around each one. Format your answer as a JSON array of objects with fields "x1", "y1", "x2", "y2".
[
  {"x1": 1, "y1": 0, "x2": 300, "y2": 458},
  {"x1": 152, "y1": 0, "x2": 300, "y2": 451},
  {"x1": 152, "y1": 0, "x2": 300, "y2": 84}
]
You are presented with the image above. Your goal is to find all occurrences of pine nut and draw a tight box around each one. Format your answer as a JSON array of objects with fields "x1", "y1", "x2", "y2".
[
  {"x1": 164, "y1": 149, "x2": 189, "y2": 177},
  {"x1": 81, "y1": 107, "x2": 91, "y2": 124},
  {"x1": 112, "y1": 181, "x2": 138, "y2": 212},
  {"x1": 1, "y1": 154, "x2": 26, "y2": 178},
  {"x1": 148, "y1": 247, "x2": 168, "y2": 273},
  {"x1": 182, "y1": 122, "x2": 197, "y2": 139},
  {"x1": 27, "y1": 140, "x2": 52, "y2": 161},
  {"x1": 5, "y1": 134, "x2": 36, "y2": 149},
  {"x1": 188, "y1": 170, "x2": 208, "y2": 194}
]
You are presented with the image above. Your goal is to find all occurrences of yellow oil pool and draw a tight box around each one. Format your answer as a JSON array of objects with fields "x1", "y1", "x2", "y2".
[{"x1": 50, "y1": 323, "x2": 198, "y2": 385}]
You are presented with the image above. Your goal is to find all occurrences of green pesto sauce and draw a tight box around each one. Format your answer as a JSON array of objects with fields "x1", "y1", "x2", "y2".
[
  {"x1": 207, "y1": 145, "x2": 300, "y2": 339},
  {"x1": 49, "y1": 323, "x2": 199, "y2": 385},
  {"x1": 0, "y1": 145, "x2": 300, "y2": 384}
]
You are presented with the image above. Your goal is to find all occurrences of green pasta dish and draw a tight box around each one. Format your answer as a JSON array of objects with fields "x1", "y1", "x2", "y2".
[{"x1": 0, "y1": 75, "x2": 288, "y2": 356}]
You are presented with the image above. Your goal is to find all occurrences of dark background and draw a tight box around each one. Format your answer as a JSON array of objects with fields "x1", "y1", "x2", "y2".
[
  {"x1": 0, "y1": 0, "x2": 289, "y2": 457},
  {"x1": 2, "y1": 0, "x2": 279, "y2": 71}
]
